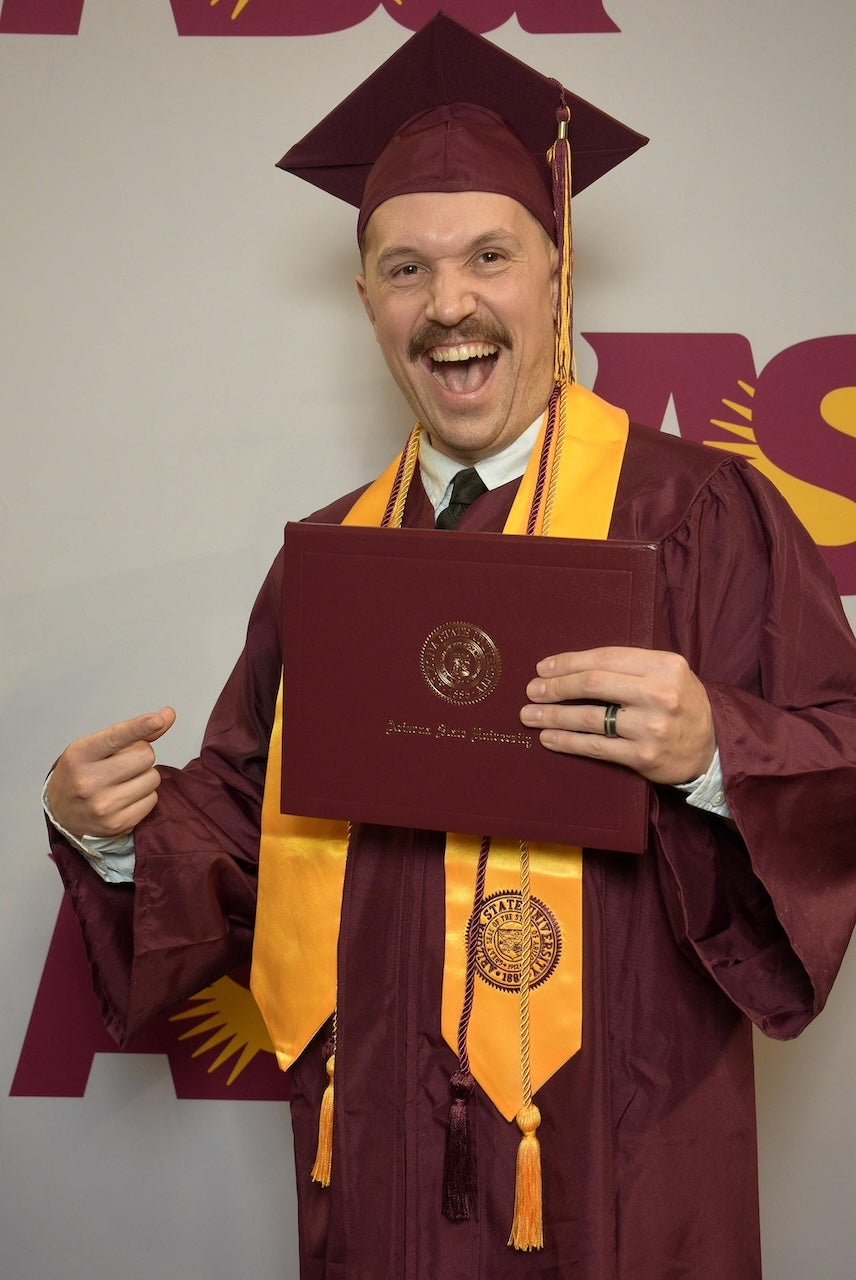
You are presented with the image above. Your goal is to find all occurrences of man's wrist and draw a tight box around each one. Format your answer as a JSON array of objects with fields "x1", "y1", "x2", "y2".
[
  {"x1": 42, "y1": 775, "x2": 136, "y2": 883},
  {"x1": 674, "y1": 748, "x2": 731, "y2": 818}
]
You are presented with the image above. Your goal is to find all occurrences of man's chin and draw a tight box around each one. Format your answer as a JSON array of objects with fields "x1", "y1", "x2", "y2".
[{"x1": 421, "y1": 411, "x2": 513, "y2": 463}]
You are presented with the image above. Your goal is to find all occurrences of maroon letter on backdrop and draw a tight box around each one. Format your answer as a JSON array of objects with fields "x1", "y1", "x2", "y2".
[
  {"x1": 163, "y1": 0, "x2": 619, "y2": 38},
  {"x1": 11, "y1": 896, "x2": 290, "y2": 1100},
  {"x1": 0, "y1": 0, "x2": 84, "y2": 34},
  {"x1": 587, "y1": 331, "x2": 856, "y2": 594}
]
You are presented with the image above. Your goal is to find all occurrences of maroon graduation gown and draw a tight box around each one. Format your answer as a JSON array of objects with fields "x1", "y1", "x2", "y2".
[{"x1": 50, "y1": 425, "x2": 856, "y2": 1279}]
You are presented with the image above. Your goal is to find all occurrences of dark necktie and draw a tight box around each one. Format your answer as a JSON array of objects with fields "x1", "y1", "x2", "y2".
[{"x1": 435, "y1": 467, "x2": 487, "y2": 530}]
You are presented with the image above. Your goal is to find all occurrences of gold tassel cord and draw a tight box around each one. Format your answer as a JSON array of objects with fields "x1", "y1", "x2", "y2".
[
  {"x1": 311, "y1": 1003, "x2": 338, "y2": 1187},
  {"x1": 508, "y1": 841, "x2": 544, "y2": 1251},
  {"x1": 540, "y1": 381, "x2": 567, "y2": 538},
  {"x1": 508, "y1": 1102, "x2": 544, "y2": 1251},
  {"x1": 387, "y1": 422, "x2": 422, "y2": 529}
]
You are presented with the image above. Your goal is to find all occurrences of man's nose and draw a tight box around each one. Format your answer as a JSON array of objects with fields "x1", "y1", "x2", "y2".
[{"x1": 425, "y1": 267, "x2": 478, "y2": 326}]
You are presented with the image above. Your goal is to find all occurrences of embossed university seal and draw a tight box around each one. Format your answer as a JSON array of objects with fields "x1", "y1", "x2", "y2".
[
  {"x1": 471, "y1": 890, "x2": 562, "y2": 993},
  {"x1": 420, "y1": 620, "x2": 502, "y2": 705}
]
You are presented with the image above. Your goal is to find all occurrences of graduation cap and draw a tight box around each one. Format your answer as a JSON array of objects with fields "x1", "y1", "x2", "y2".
[{"x1": 277, "y1": 11, "x2": 649, "y2": 246}]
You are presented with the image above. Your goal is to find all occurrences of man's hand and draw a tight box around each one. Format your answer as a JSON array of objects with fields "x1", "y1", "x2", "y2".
[
  {"x1": 520, "y1": 648, "x2": 715, "y2": 786},
  {"x1": 47, "y1": 708, "x2": 176, "y2": 839}
]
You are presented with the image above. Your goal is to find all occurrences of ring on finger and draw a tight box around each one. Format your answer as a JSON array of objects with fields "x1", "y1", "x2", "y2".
[{"x1": 603, "y1": 703, "x2": 621, "y2": 738}]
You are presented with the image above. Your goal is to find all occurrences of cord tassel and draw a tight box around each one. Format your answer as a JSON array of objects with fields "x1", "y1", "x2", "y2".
[
  {"x1": 310, "y1": 1049, "x2": 335, "y2": 1187},
  {"x1": 508, "y1": 1101, "x2": 544, "y2": 1251},
  {"x1": 442, "y1": 1068, "x2": 476, "y2": 1219},
  {"x1": 507, "y1": 840, "x2": 544, "y2": 1250},
  {"x1": 443, "y1": 835, "x2": 491, "y2": 1222}
]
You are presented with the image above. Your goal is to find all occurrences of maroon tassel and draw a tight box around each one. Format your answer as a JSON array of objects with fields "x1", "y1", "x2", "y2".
[{"x1": 442, "y1": 1068, "x2": 476, "y2": 1220}]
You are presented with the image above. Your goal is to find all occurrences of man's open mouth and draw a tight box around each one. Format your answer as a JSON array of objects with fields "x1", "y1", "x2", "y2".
[{"x1": 425, "y1": 342, "x2": 499, "y2": 393}]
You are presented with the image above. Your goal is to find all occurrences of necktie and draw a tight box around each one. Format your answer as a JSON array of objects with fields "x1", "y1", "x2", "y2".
[{"x1": 435, "y1": 467, "x2": 487, "y2": 530}]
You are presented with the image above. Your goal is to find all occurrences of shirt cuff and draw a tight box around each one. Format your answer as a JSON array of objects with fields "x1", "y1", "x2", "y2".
[
  {"x1": 673, "y1": 748, "x2": 732, "y2": 819},
  {"x1": 42, "y1": 775, "x2": 136, "y2": 884}
]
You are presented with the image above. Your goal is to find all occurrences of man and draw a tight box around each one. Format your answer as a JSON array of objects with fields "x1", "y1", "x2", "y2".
[{"x1": 45, "y1": 15, "x2": 856, "y2": 1279}]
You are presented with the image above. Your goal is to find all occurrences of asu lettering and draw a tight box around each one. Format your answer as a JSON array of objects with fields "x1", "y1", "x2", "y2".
[
  {"x1": 588, "y1": 331, "x2": 856, "y2": 594},
  {"x1": 1, "y1": 0, "x2": 619, "y2": 37},
  {"x1": 11, "y1": 897, "x2": 289, "y2": 1100}
]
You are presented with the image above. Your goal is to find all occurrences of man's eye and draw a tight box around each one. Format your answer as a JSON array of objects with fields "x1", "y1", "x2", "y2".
[
  {"x1": 477, "y1": 251, "x2": 503, "y2": 265},
  {"x1": 393, "y1": 263, "x2": 420, "y2": 278}
]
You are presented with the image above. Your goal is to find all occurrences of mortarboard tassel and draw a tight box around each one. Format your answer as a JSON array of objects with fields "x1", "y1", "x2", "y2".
[
  {"x1": 549, "y1": 99, "x2": 575, "y2": 390},
  {"x1": 533, "y1": 101, "x2": 572, "y2": 543},
  {"x1": 508, "y1": 841, "x2": 544, "y2": 1251}
]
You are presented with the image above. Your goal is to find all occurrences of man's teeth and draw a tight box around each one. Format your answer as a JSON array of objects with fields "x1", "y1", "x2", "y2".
[{"x1": 429, "y1": 343, "x2": 499, "y2": 362}]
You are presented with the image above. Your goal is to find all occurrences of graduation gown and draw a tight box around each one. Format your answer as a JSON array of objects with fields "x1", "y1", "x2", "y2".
[{"x1": 50, "y1": 424, "x2": 856, "y2": 1279}]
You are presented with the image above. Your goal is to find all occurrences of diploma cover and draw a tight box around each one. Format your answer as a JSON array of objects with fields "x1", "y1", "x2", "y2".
[{"x1": 281, "y1": 521, "x2": 658, "y2": 853}]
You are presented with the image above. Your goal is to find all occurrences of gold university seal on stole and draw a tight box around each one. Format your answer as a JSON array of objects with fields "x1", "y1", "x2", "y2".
[
  {"x1": 420, "y1": 620, "x2": 502, "y2": 705},
  {"x1": 470, "y1": 890, "x2": 562, "y2": 993}
]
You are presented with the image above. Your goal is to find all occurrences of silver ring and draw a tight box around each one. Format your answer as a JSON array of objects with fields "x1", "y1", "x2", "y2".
[{"x1": 603, "y1": 704, "x2": 620, "y2": 738}]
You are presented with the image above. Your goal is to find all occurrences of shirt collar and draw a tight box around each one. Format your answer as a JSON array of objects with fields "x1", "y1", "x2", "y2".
[{"x1": 419, "y1": 415, "x2": 544, "y2": 518}]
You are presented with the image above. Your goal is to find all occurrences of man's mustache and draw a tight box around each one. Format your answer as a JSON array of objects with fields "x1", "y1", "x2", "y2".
[{"x1": 408, "y1": 318, "x2": 512, "y2": 362}]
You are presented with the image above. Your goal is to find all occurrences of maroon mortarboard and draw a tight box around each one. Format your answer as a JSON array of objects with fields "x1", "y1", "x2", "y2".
[{"x1": 277, "y1": 12, "x2": 648, "y2": 245}]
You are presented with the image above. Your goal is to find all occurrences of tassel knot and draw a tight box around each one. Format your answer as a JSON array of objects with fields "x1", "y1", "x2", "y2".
[{"x1": 450, "y1": 1068, "x2": 475, "y2": 1102}]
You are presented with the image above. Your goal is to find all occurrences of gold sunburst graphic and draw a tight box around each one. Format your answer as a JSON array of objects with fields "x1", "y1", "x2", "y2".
[
  {"x1": 209, "y1": 0, "x2": 404, "y2": 19},
  {"x1": 706, "y1": 380, "x2": 856, "y2": 546},
  {"x1": 209, "y1": 0, "x2": 253, "y2": 19},
  {"x1": 170, "y1": 977, "x2": 275, "y2": 1085}
]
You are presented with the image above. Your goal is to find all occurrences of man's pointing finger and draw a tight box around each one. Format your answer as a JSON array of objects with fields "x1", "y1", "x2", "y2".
[{"x1": 97, "y1": 707, "x2": 177, "y2": 758}]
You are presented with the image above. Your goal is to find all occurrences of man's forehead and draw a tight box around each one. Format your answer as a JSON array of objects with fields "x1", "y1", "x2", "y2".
[{"x1": 362, "y1": 190, "x2": 553, "y2": 259}]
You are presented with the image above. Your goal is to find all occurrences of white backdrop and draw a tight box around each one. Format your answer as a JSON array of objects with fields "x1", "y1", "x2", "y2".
[{"x1": 2, "y1": 2, "x2": 854, "y2": 1277}]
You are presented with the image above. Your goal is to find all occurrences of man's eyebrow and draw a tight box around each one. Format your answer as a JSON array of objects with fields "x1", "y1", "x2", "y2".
[
  {"x1": 374, "y1": 244, "x2": 421, "y2": 272},
  {"x1": 465, "y1": 228, "x2": 525, "y2": 254},
  {"x1": 373, "y1": 228, "x2": 525, "y2": 273}
]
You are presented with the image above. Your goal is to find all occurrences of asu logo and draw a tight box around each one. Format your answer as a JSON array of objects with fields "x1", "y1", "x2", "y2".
[
  {"x1": 471, "y1": 890, "x2": 562, "y2": 994},
  {"x1": 11, "y1": 896, "x2": 288, "y2": 1100},
  {"x1": 588, "y1": 332, "x2": 856, "y2": 595}
]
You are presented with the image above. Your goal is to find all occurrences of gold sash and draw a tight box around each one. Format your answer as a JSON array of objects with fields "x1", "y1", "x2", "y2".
[{"x1": 250, "y1": 385, "x2": 629, "y2": 1116}]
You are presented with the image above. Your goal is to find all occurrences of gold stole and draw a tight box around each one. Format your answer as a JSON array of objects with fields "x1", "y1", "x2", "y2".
[{"x1": 250, "y1": 385, "x2": 629, "y2": 1120}]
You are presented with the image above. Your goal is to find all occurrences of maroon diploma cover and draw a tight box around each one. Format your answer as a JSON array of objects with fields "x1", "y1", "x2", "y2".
[{"x1": 281, "y1": 523, "x2": 659, "y2": 853}]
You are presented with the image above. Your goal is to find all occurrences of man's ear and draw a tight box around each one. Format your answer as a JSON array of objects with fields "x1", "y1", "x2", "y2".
[{"x1": 356, "y1": 275, "x2": 376, "y2": 327}]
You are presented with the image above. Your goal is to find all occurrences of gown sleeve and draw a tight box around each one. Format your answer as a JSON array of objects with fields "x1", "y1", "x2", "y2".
[{"x1": 650, "y1": 458, "x2": 856, "y2": 1038}]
